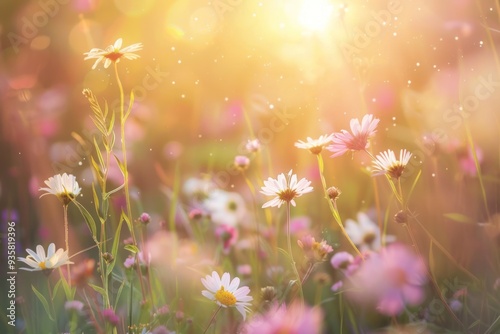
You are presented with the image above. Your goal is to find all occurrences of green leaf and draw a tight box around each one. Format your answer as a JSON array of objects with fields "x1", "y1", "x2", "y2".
[
  {"x1": 113, "y1": 154, "x2": 126, "y2": 176},
  {"x1": 74, "y1": 200, "x2": 97, "y2": 238},
  {"x1": 92, "y1": 183, "x2": 100, "y2": 212},
  {"x1": 385, "y1": 175, "x2": 403, "y2": 205},
  {"x1": 107, "y1": 103, "x2": 115, "y2": 135},
  {"x1": 109, "y1": 131, "x2": 116, "y2": 150},
  {"x1": 443, "y1": 213, "x2": 473, "y2": 223},
  {"x1": 113, "y1": 277, "x2": 127, "y2": 311},
  {"x1": 124, "y1": 89, "x2": 135, "y2": 121},
  {"x1": 32, "y1": 285, "x2": 55, "y2": 321},
  {"x1": 90, "y1": 115, "x2": 107, "y2": 134},
  {"x1": 124, "y1": 244, "x2": 139, "y2": 254},
  {"x1": 106, "y1": 216, "x2": 123, "y2": 276},
  {"x1": 59, "y1": 269, "x2": 75, "y2": 300},
  {"x1": 94, "y1": 138, "x2": 106, "y2": 171},
  {"x1": 406, "y1": 169, "x2": 422, "y2": 204},
  {"x1": 52, "y1": 279, "x2": 61, "y2": 298},
  {"x1": 277, "y1": 247, "x2": 292, "y2": 262},
  {"x1": 90, "y1": 156, "x2": 103, "y2": 184},
  {"x1": 88, "y1": 283, "x2": 107, "y2": 298},
  {"x1": 103, "y1": 184, "x2": 124, "y2": 200},
  {"x1": 122, "y1": 212, "x2": 133, "y2": 234}
]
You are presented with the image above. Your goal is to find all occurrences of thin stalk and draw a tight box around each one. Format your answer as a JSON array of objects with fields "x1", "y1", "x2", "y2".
[
  {"x1": 301, "y1": 262, "x2": 318, "y2": 285},
  {"x1": 114, "y1": 63, "x2": 135, "y2": 241},
  {"x1": 316, "y1": 154, "x2": 363, "y2": 258},
  {"x1": 128, "y1": 274, "x2": 133, "y2": 331},
  {"x1": 464, "y1": 122, "x2": 491, "y2": 222},
  {"x1": 46, "y1": 278, "x2": 58, "y2": 332},
  {"x1": 367, "y1": 147, "x2": 383, "y2": 232},
  {"x1": 202, "y1": 305, "x2": 222, "y2": 334},
  {"x1": 63, "y1": 204, "x2": 71, "y2": 287},
  {"x1": 404, "y1": 223, "x2": 465, "y2": 330},
  {"x1": 286, "y1": 202, "x2": 304, "y2": 302},
  {"x1": 412, "y1": 216, "x2": 480, "y2": 283},
  {"x1": 113, "y1": 62, "x2": 146, "y2": 302},
  {"x1": 242, "y1": 170, "x2": 262, "y2": 293}
]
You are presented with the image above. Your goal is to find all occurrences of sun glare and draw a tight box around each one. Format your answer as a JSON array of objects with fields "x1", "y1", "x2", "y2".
[{"x1": 298, "y1": 0, "x2": 334, "y2": 32}]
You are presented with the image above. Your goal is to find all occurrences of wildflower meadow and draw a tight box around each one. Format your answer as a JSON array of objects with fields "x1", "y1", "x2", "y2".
[{"x1": 1, "y1": 1, "x2": 500, "y2": 333}]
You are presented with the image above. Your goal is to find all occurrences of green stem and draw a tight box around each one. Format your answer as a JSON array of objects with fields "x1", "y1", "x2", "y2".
[
  {"x1": 46, "y1": 278, "x2": 58, "y2": 332},
  {"x1": 113, "y1": 62, "x2": 147, "y2": 302},
  {"x1": 301, "y1": 262, "x2": 317, "y2": 285},
  {"x1": 202, "y1": 305, "x2": 222, "y2": 334},
  {"x1": 63, "y1": 204, "x2": 71, "y2": 287},
  {"x1": 316, "y1": 154, "x2": 363, "y2": 258},
  {"x1": 286, "y1": 202, "x2": 304, "y2": 303},
  {"x1": 114, "y1": 63, "x2": 135, "y2": 240},
  {"x1": 404, "y1": 223, "x2": 465, "y2": 330}
]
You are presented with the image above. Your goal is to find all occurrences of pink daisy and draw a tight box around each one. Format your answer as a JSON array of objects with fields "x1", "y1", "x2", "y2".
[{"x1": 327, "y1": 114, "x2": 380, "y2": 158}]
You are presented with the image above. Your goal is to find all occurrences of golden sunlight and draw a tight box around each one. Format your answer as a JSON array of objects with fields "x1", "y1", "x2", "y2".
[{"x1": 297, "y1": 0, "x2": 334, "y2": 32}]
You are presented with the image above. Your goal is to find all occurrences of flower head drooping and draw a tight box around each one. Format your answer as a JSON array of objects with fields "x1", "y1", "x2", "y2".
[
  {"x1": 39, "y1": 173, "x2": 81, "y2": 205},
  {"x1": 327, "y1": 114, "x2": 380, "y2": 158},
  {"x1": 17, "y1": 243, "x2": 73, "y2": 272},
  {"x1": 260, "y1": 170, "x2": 313, "y2": 208},
  {"x1": 84, "y1": 38, "x2": 143, "y2": 69},
  {"x1": 295, "y1": 134, "x2": 334, "y2": 155},
  {"x1": 201, "y1": 271, "x2": 253, "y2": 320},
  {"x1": 372, "y1": 149, "x2": 412, "y2": 179}
]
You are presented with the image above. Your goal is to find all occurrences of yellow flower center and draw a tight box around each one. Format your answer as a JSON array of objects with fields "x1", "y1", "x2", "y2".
[
  {"x1": 278, "y1": 189, "x2": 297, "y2": 203},
  {"x1": 214, "y1": 286, "x2": 236, "y2": 306},
  {"x1": 39, "y1": 261, "x2": 47, "y2": 270}
]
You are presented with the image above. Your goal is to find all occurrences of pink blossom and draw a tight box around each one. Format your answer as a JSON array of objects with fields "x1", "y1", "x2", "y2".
[
  {"x1": 102, "y1": 308, "x2": 120, "y2": 326},
  {"x1": 241, "y1": 302, "x2": 323, "y2": 334},
  {"x1": 458, "y1": 146, "x2": 483, "y2": 177},
  {"x1": 215, "y1": 224, "x2": 238, "y2": 254},
  {"x1": 331, "y1": 280, "x2": 343, "y2": 292},
  {"x1": 346, "y1": 243, "x2": 427, "y2": 316},
  {"x1": 289, "y1": 216, "x2": 311, "y2": 235},
  {"x1": 237, "y1": 264, "x2": 252, "y2": 276},
  {"x1": 327, "y1": 114, "x2": 380, "y2": 157},
  {"x1": 330, "y1": 251, "x2": 354, "y2": 270}
]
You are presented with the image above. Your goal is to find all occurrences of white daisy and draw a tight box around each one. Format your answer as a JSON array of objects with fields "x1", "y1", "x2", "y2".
[
  {"x1": 39, "y1": 173, "x2": 81, "y2": 205},
  {"x1": 201, "y1": 271, "x2": 253, "y2": 320},
  {"x1": 294, "y1": 134, "x2": 334, "y2": 154},
  {"x1": 372, "y1": 149, "x2": 412, "y2": 179},
  {"x1": 18, "y1": 243, "x2": 73, "y2": 272},
  {"x1": 203, "y1": 190, "x2": 247, "y2": 226},
  {"x1": 260, "y1": 170, "x2": 313, "y2": 208},
  {"x1": 84, "y1": 38, "x2": 143, "y2": 69},
  {"x1": 345, "y1": 212, "x2": 395, "y2": 251},
  {"x1": 182, "y1": 177, "x2": 216, "y2": 201}
]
